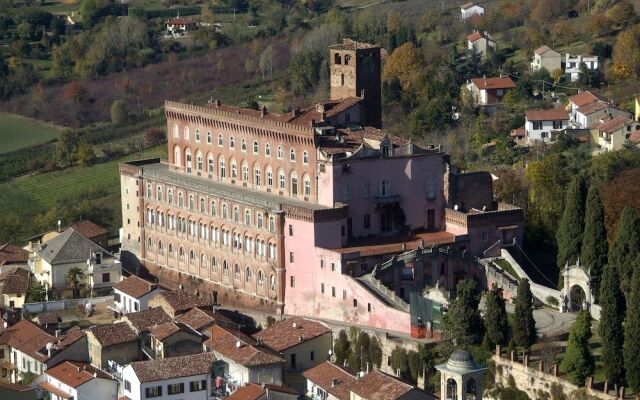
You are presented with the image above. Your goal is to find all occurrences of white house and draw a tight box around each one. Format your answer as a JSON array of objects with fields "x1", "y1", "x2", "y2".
[
  {"x1": 227, "y1": 383, "x2": 299, "y2": 400},
  {"x1": 204, "y1": 325, "x2": 284, "y2": 394},
  {"x1": 460, "y1": 2, "x2": 484, "y2": 19},
  {"x1": 524, "y1": 108, "x2": 569, "y2": 143},
  {"x1": 303, "y1": 361, "x2": 357, "y2": 400},
  {"x1": 29, "y1": 228, "x2": 122, "y2": 299},
  {"x1": 34, "y1": 360, "x2": 117, "y2": 400},
  {"x1": 113, "y1": 275, "x2": 164, "y2": 314},
  {"x1": 467, "y1": 31, "x2": 496, "y2": 58},
  {"x1": 531, "y1": 45, "x2": 561, "y2": 73},
  {"x1": 565, "y1": 54, "x2": 599, "y2": 82},
  {"x1": 567, "y1": 91, "x2": 623, "y2": 129},
  {"x1": 121, "y1": 352, "x2": 216, "y2": 400}
]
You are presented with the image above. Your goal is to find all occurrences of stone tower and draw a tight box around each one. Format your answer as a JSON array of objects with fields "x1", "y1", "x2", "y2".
[
  {"x1": 435, "y1": 350, "x2": 487, "y2": 400},
  {"x1": 329, "y1": 39, "x2": 382, "y2": 128}
]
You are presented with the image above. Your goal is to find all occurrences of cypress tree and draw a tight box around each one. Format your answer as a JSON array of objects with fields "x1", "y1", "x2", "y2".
[
  {"x1": 512, "y1": 278, "x2": 536, "y2": 350},
  {"x1": 580, "y1": 185, "x2": 608, "y2": 300},
  {"x1": 624, "y1": 260, "x2": 640, "y2": 392},
  {"x1": 557, "y1": 175, "x2": 586, "y2": 287},
  {"x1": 442, "y1": 279, "x2": 483, "y2": 345},
  {"x1": 608, "y1": 207, "x2": 640, "y2": 298},
  {"x1": 599, "y1": 264, "x2": 625, "y2": 387},
  {"x1": 561, "y1": 310, "x2": 594, "y2": 386},
  {"x1": 484, "y1": 285, "x2": 509, "y2": 346}
]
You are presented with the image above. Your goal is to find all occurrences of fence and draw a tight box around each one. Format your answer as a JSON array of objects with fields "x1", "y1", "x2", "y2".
[{"x1": 22, "y1": 296, "x2": 113, "y2": 314}]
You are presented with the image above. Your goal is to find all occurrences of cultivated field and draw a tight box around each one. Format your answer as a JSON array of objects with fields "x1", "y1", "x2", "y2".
[{"x1": 0, "y1": 112, "x2": 61, "y2": 154}]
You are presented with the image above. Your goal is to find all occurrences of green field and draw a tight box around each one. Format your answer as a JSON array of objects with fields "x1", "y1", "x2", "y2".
[
  {"x1": 0, "y1": 113, "x2": 61, "y2": 154},
  {"x1": 0, "y1": 146, "x2": 164, "y2": 219}
]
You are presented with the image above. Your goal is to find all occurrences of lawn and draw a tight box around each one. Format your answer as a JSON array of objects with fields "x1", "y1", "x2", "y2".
[{"x1": 0, "y1": 113, "x2": 61, "y2": 154}]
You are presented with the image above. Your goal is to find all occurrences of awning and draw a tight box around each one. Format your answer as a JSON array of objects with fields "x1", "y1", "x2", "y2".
[{"x1": 39, "y1": 381, "x2": 73, "y2": 399}]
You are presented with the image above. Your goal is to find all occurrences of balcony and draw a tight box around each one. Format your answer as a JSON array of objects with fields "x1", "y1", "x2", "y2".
[{"x1": 373, "y1": 194, "x2": 401, "y2": 206}]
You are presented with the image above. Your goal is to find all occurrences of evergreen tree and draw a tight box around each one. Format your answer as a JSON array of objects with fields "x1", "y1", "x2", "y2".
[
  {"x1": 369, "y1": 336, "x2": 383, "y2": 369},
  {"x1": 599, "y1": 264, "x2": 625, "y2": 387},
  {"x1": 484, "y1": 285, "x2": 510, "y2": 346},
  {"x1": 512, "y1": 279, "x2": 536, "y2": 350},
  {"x1": 333, "y1": 330, "x2": 351, "y2": 367},
  {"x1": 442, "y1": 279, "x2": 483, "y2": 345},
  {"x1": 609, "y1": 207, "x2": 640, "y2": 298},
  {"x1": 624, "y1": 260, "x2": 640, "y2": 392},
  {"x1": 580, "y1": 185, "x2": 608, "y2": 300},
  {"x1": 561, "y1": 310, "x2": 594, "y2": 386},
  {"x1": 557, "y1": 175, "x2": 586, "y2": 286}
]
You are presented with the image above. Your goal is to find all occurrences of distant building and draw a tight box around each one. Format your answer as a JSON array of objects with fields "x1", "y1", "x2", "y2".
[
  {"x1": 0, "y1": 268, "x2": 29, "y2": 309},
  {"x1": 0, "y1": 382, "x2": 37, "y2": 400},
  {"x1": 113, "y1": 275, "x2": 164, "y2": 315},
  {"x1": 34, "y1": 360, "x2": 117, "y2": 400},
  {"x1": 25, "y1": 220, "x2": 109, "y2": 251},
  {"x1": 565, "y1": 54, "x2": 599, "y2": 82},
  {"x1": 531, "y1": 45, "x2": 561, "y2": 73},
  {"x1": 467, "y1": 31, "x2": 496, "y2": 59},
  {"x1": 524, "y1": 108, "x2": 570, "y2": 143},
  {"x1": 148, "y1": 322, "x2": 202, "y2": 359},
  {"x1": 86, "y1": 323, "x2": 138, "y2": 369},
  {"x1": 466, "y1": 76, "x2": 516, "y2": 114},
  {"x1": 147, "y1": 291, "x2": 212, "y2": 318},
  {"x1": 460, "y1": 2, "x2": 485, "y2": 20},
  {"x1": 166, "y1": 17, "x2": 197, "y2": 36},
  {"x1": 590, "y1": 115, "x2": 640, "y2": 153},
  {"x1": 227, "y1": 383, "x2": 299, "y2": 400},
  {"x1": 0, "y1": 244, "x2": 29, "y2": 272}
]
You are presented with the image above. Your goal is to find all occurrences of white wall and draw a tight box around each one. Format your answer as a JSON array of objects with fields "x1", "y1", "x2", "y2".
[
  {"x1": 77, "y1": 377, "x2": 118, "y2": 400},
  {"x1": 461, "y1": 5, "x2": 484, "y2": 19},
  {"x1": 122, "y1": 365, "x2": 210, "y2": 400},
  {"x1": 525, "y1": 119, "x2": 566, "y2": 142},
  {"x1": 115, "y1": 288, "x2": 164, "y2": 314},
  {"x1": 11, "y1": 349, "x2": 46, "y2": 382},
  {"x1": 306, "y1": 379, "x2": 341, "y2": 400}
]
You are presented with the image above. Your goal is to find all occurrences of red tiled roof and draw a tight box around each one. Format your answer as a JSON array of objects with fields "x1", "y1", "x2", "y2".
[
  {"x1": 174, "y1": 307, "x2": 216, "y2": 332},
  {"x1": 5, "y1": 320, "x2": 55, "y2": 362},
  {"x1": 467, "y1": 31, "x2": 492, "y2": 43},
  {"x1": 460, "y1": 2, "x2": 478, "y2": 10},
  {"x1": 88, "y1": 323, "x2": 137, "y2": 347},
  {"x1": 351, "y1": 370, "x2": 424, "y2": 400},
  {"x1": 569, "y1": 91, "x2": 606, "y2": 108},
  {"x1": 131, "y1": 352, "x2": 216, "y2": 383},
  {"x1": 46, "y1": 361, "x2": 113, "y2": 388},
  {"x1": 113, "y1": 275, "x2": 159, "y2": 299},
  {"x1": 525, "y1": 108, "x2": 569, "y2": 121},
  {"x1": 227, "y1": 383, "x2": 298, "y2": 399},
  {"x1": 577, "y1": 101, "x2": 609, "y2": 116},
  {"x1": 303, "y1": 362, "x2": 357, "y2": 400},
  {"x1": 67, "y1": 220, "x2": 108, "y2": 239},
  {"x1": 34, "y1": 312, "x2": 61, "y2": 326},
  {"x1": 204, "y1": 325, "x2": 284, "y2": 367},
  {"x1": 534, "y1": 45, "x2": 557, "y2": 55},
  {"x1": 628, "y1": 130, "x2": 640, "y2": 144},
  {"x1": 253, "y1": 317, "x2": 330, "y2": 352},
  {"x1": 123, "y1": 307, "x2": 172, "y2": 332},
  {"x1": 593, "y1": 115, "x2": 632, "y2": 134},
  {"x1": 0, "y1": 268, "x2": 29, "y2": 295},
  {"x1": 149, "y1": 322, "x2": 180, "y2": 341},
  {"x1": 0, "y1": 244, "x2": 28, "y2": 266},
  {"x1": 510, "y1": 127, "x2": 526, "y2": 138},
  {"x1": 0, "y1": 382, "x2": 36, "y2": 392},
  {"x1": 470, "y1": 76, "x2": 516, "y2": 90}
]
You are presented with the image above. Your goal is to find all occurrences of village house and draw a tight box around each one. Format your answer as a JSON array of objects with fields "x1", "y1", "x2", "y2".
[
  {"x1": 0, "y1": 244, "x2": 29, "y2": 273},
  {"x1": 204, "y1": 325, "x2": 284, "y2": 392},
  {"x1": 26, "y1": 220, "x2": 110, "y2": 251},
  {"x1": 148, "y1": 322, "x2": 203, "y2": 359},
  {"x1": 0, "y1": 321, "x2": 87, "y2": 383},
  {"x1": 566, "y1": 90, "x2": 617, "y2": 129},
  {"x1": 460, "y1": 2, "x2": 484, "y2": 20},
  {"x1": 120, "y1": 307, "x2": 173, "y2": 334},
  {"x1": 253, "y1": 317, "x2": 331, "y2": 393},
  {"x1": 34, "y1": 360, "x2": 117, "y2": 400},
  {"x1": 524, "y1": 108, "x2": 570, "y2": 143},
  {"x1": 147, "y1": 290, "x2": 213, "y2": 318},
  {"x1": 87, "y1": 323, "x2": 138, "y2": 369},
  {"x1": 466, "y1": 76, "x2": 516, "y2": 114},
  {"x1": 120, "y1": 352, "x2": 216, "y2": 400},
  {"x1": 227, "y1": 383, "x2": 299, "y2": 400},
  {"x1": 31, "y1": 312, "x2": 61, "y2": 330},
  {"x1": 565, "y1": 53, "x2": 599, "y2": 82},
  {"x1": 0, "y1": 268, "x2": 29, "y2": 309},
  {"x1": 29, "y1": 228, "x2": 122, "y2": 299},
  {"x1": 113, "y1": 275, "x2": 164, "y2": 315},
  {"x1": 467, "y1": 31, "x2": 496, "y2": 58},
  {"x1": 166, "y1": 17, "x2": 197, "y2": 36},
  {"x1": 531, "y1": 45, "x2": 561, "y2": 73},
  {"x1": 590, "y1": 115, "x2": 640, "y2": 153},
  {"x1": 303, "y1": 361, "x2": 433, "y2": 400}
]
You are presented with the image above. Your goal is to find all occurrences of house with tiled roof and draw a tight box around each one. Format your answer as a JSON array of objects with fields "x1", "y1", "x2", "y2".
[
  {"x1": 204, "y1": 325, "x2": 284, "y2": 390},
  {"x1": 0, "y1": 321, "x2": 88, "y2": 384},
  {"x1": 460, "y1": 2, "x2": 484, "y2": 19},
  {"x1": 466, "y1": 76, "x2": 516, "y2": 114},
  {"x1": 467, "y1": 31, "x2": 495, "y2": 58},
  {"x1": 0, "y1": 244, "x2": 28, "y2": 270},
  {"x1": 113, "y1": 275, "x2": 164, "y2": 315},
  {"x1": 303, "y1": 361, "x2": 357, "y2": 400},
  {"x1": 0, "y1": 381, "x2": 37, "y2": 400},
  {"x1": 590, "y1": 115, "x2": 640, "y2": 153},
  {"x1": 34, "y1": 360, "x2": 117, "y2": 400},
  {"x1": 26, "y1": 220, "x2": 109, "y2": 251},
  {"x1": 120, "y1": 307, "x2": 172, "y2": 334},
  {"x1": 227, "y1": 383, "x2": 299, "y2": 400},
  {"x1": 148, "y1": 322, "x2": 203, "y2": 359},
  {"x1": 121, "y1": 352, "x2": 216, "y2": 400},
  {"x1": 253, "y1": 317, "x2": 331, "y2": 392},
  {"x1": 29, "y1": 228, "x2": 122, "y2": 298},
  {"x1": 524, "y1": 108, "x2": 569, "y2": 143},
  {"x1": 0, "y1": 268, "x2": 29, "y2": 309},
  {"x1": 565, "y1": 90, "x2": 628, "y2": 129},
  {"x1": 87, "y1": 323, "x2": 138, "y2": 369},
  {"x1": 148, "y1": 290, "x2": 213, "y2": 318},
  {"x1": 531, "y1": 45, "x2": 561, "y2": 73}
]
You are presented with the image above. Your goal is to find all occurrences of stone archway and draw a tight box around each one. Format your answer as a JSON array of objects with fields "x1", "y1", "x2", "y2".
[
  {"x1": 446, "y1": 378, "x2": 458, "y2": 400},
  {"x1": 465, "y1": 378, "x2": 477, "y2": 399},
  {"x1": 569, "y1": 285, "x2": 586, "y2": 311},
  {"x1": 561, "y1": 263, "x2": 594, "y2": 313}
]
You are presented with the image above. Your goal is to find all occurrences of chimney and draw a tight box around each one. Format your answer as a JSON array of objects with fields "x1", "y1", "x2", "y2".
[
  {"x1": 214, "y1": 99, "x2": 221, "y2": 107},
  {"x1": 260, "y1": 106, "x2": 267, "y2": 117},
  {"x1": 331, "y1": 378, "x2": 337, "y2": 388},
  {"x1": 316, "y1": 104, "x2": 325, "y2": 113}
]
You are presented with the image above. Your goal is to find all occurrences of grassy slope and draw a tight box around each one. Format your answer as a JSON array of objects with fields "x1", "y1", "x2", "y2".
[{"x1": 0, "y1": 112, "x2": 61, "y2": 154}]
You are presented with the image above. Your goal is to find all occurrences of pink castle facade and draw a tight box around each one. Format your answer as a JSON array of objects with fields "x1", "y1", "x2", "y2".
[{"x1": 120, "y1": 39, "x2": 523, "y2": 337}]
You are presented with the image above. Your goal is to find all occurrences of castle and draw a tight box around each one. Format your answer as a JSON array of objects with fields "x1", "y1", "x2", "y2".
[{"x1": 119, "y1": 39, "x2": 524, "y2": 337}]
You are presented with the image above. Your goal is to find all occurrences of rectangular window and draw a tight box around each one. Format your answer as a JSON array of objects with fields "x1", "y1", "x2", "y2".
[
  {"x1": 321, "y1": 283, "x2": 325, "y2": 294},
  {"x1": 553, "y1": 120, "x2": 563, "y2": 129},
  {"x1": 289, "y1": 224, "x2": 293, "y2": 236},
  {"x1": 343, "y1": 290, "x2": 346, "y2": 300},
  {"x1": 289, "y1": 252, "x2": 294, "y2": 263},
  {"x1": 310, "y1": 350, "x2": 315, "y2": 361},
  {"x1": 331, "y1": 263, "x2": 335, "y2": 272},
  {"x1": 482, "y1": 231, "x2": 488, "y2": 241},
  {"x1": 353, "y1": 299, "x2": 357, "y2": 307},
  {"x1": 291, "y1": 353, "x2": 297, "y2": 370},
  {"x1": 102, "y1": 273, "x2": 110, "y2": 283},
  {"x1": 532, "y1": 121, "x2": 542, "y2": 130},
  {"x1": 290, "y1": 276, "x2": 295, "y2": 288},
  {"x1": 367, "y1": 303, "x2": 371, "y2": 312},
  {"x1": 190, "y1": 380, "x2": 206, "y2": 392},
  {"x1": 145, "y1": 386, "x2": 162, "y2": 398},
  {"x1": 332, "y1": 287, "x2": 336, "y2": 297},
  {"x1": 124, "y1": 380, "x2": 131, "y2": 392},
  {"x1": 168, "y1": 383, "x2": 184, "y2": 395},
  {"x1": 426, "y1": 176, "x2": 436, "y2": 200},
  {"x1": 364, "y1": 214, "x2": 370, "y2": 229}
]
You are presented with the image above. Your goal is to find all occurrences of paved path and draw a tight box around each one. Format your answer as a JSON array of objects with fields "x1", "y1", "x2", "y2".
[{"x1": 504, "y1": 303, "x2": 576, "y2": 337}]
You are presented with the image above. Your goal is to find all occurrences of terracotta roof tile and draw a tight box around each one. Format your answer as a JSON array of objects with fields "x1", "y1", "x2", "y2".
[
  {"x1": 460, "y1": 2, "x2": 477, "y2": 10},
  {"x1": 174, "y1": 308, "x2": 216, "y2": 332},
  {"x1": 534, "y1": 45, "x2": 557, "y2": 55},
  {"x1": 569, "y1": 90, "x2": 607, "y2": 108},
  {"x1": 0, "y1": 244, "x2": 29, "y2": 266},
  {"x1": 0, "y1": 381, "x2": 36, "y2": 392},
  {"x1": 152, "y1": 291, "x2": 213, "y2": 315},
  {"x1": 351, "y1": 370, "x2": 424, "y2": 400},
  {"x1": 470, "y1": 76, "x2": 516, "y2": 90},
  {"x1": 88, "y1": 323, "x2": 137, "y2": 347},
  {"x1": 204, "y1": 325, "x2": 284, "y2": 367},
  {"x1": 113, "y1": 275, "x2": 160, "y2": 299},
  {"x1": 123, "y1": 307, "x2": 172, "y2": 332},
  {"x1": 577, "y1": 100, "x2": 609, "y2": 115},
  {"x1": 67, "y1": 220, "x2": 108, "y2": 239},
  {"x1": 227, "y1": 383, "x2": 298, "y2": 399},
  {"x1": 0, "y1": 268, "x2": 29, "y2": 295},
  {"x1": 5, "y1": 320, "x2": 55, "y2": 362},
  {"x1": 131, "y1": 352, "x2": 216, "y2": 383},
  {"x1": 593, "y1": 115, "x2": 632, "y2": 133},
  {"x1": 46, "y1": 361, "x2": 113, "y2": 388},
  {"x1": 303, "y1": 362, "x2": 357, "y2": 400},
  {"x1": 149, "y1": 322, "x2": 181, "y2": 341},
  {"x1": 253, "y1": 317, "x2": 330, "y2": 352},
  {"x1": 525, "y1": 108, "x2": 569, "y2": 121},
  {"x1": 34, "y1": 312, "x2": 61, "y2": 326}
]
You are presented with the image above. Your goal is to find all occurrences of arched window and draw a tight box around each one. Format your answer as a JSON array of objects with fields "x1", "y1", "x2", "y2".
[
  {"x1": 234, "y1": 264, "x2": 240, "y2": 280},
  {"x1": 245, "y1": 267, "x2": 252, "y2": 283},
  {"x1": 178, "y1": 192, "x2": 184, "y2": 207},
  {"x1": 290, "y1": 148, "x2": 296, "y2": 162},
  {"x1": 270, "y1": 274, "x2": 276, "y2": 291},
  {"x1": 265, "y1": 144, "x2": 271, "y2": 156},
  {"x1": 189, "y1": 195, "x2": 195, "y2": 210},
  {"x1": 231, "y1": 159, "x2": 238, "y2": 179},
  {"x1": 185, "y1": 149, "x2": 192, "y2": 172},
  {"x1": 303, "y1": 151, "x2": 309, "y2": 164},
  {"x1": 200, "y1": 198, "x2": 205, "y2": 213},
  {"x1": 218, "y1": 133, "x2": 223, "y2": 146},
  {"x1": 157, "y1": 186, "x2": 162, "y2": 201},
  {"x1": 146, "y1": 183, "x2": 152, "y2": 198},
  {"x1": 200, "y1": 253, "x2": 206, "y2": 268},
  {"x1": 158, "y1": 241, "x2": 163, "y2": 255},
  {"x1": 174, "y1": 145, "x2": 181, "y2": 166},
  {"x1": 304, "y1": 175, "x2": 311, "y2": 196},
  {"x1": 173, "y1": 124, "x2": 179, "y2": 138},
  {"x1": 290, "y1": 173, "x2": 298, "y2": 196},
  {"x1": 195, "y1": 129, "x2": 201, "y2": 142},
  {"x1": 334, "y1": 53, "x2": 342, "y2": 64},
  {"x1": 245, "y1": 210, "x2": 251, "y2": 226},
  {"x1": 233, "y1": 207, "x2": 240, "y2": 222},
  {"x1": 345, "y1": 54, "x2": 351, "y2": 65},
  {"x1": 207, "y1": 131, "x2": 212, "y2": 144},
  {"x1": 254, "y1": 165, "x2": 261, "y2": 187},
  {"x1": 242, "y1": 162, "x2": 249, "y2": 181},
  {"x1": 257, "y1": 214, "x2": 264, "y2": 229},
  {"x1": 257, "y1": 270, "x2": 264, "y2": 287},
  {"x1": 208, "y1": 154, "x2": 214, "y2": 174},
  {"x1": 147, "y1": 238, "x2": 153, "y2": 251},
  {"x1": 189, "y1": 250, "x2": 195, "y2": 265},
  {"x1": 269, "y1": 217, "x2": 275, "y2": 232},
  {"x1": 279, "y1": 170, "x2": 286, "y2": 190},
  {"x1": 184, "y1": 127, "x2": 190, "y2": 140},
  {"x1": 253, "y1": 141, "x2": 259, "y2": 154},
  {"x1": 277, "y1": 146, "x2": 283, "y2": 159},
  {"x1": 222, "y1": 204, "x2": 228, "y2": 219},
  {"x1": 168, "y1": 244, "x2": 174, "y2": 257},
  {"x1": 241, "y1": 139, "x2": 247, "y2": 151},
  {"x1": 219, "y1": 156, "x2": 226, "y2": 179},
  {"x1": 168, "y1": 190, "x2": 173, "y2": 205},
  {"x1": 223, "y1": 261, "x2": 229, "y2": 276},
  {"x1": 179, "y1": 247, "x2": 185, "y2": 262},
  {"x1": 196, "y1": 150, "x2": 203, "y2": 170},
  {"x1": 229, "y1": 136, "x2": 235, "y2": 149},
  {"x1": 211, "y1": 256, "x2": 217, "y2": 272},
  {"x1": 211, "y1": 201, "x2": 217, "y2": 217}
]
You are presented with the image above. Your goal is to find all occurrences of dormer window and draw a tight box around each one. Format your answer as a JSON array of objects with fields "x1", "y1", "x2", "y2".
[
  {"x1": 95, "y1": 252, "x2": 102, "y2": 264},
  {"x1": 381, "y1": 142, "x2": 391, "y2": 156}
]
